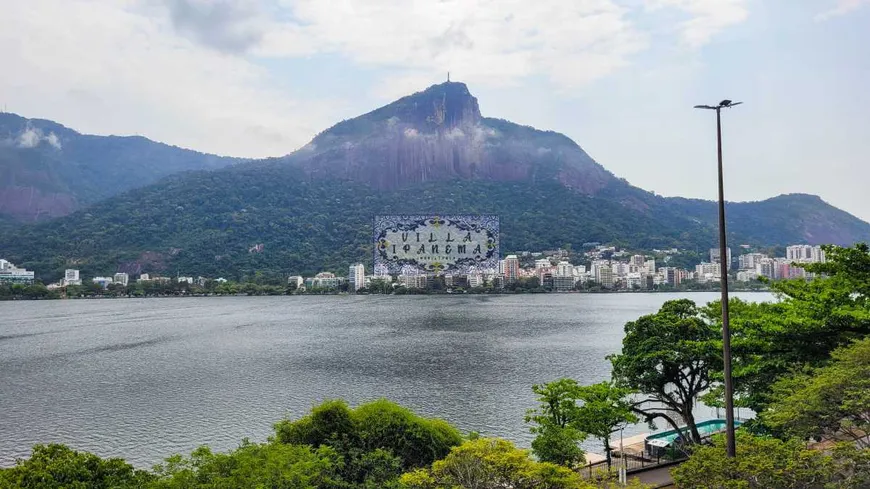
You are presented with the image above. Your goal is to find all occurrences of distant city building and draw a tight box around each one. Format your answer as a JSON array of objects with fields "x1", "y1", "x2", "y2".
[
  {"x1": 398, "y1": 273, "x2": 427, "y2": 289},
  {"x1": 738, "y1": 253, "x2": 767, "y2": 270},
  {"x1": 176, "y1": 276, "x2": 193, "y2": 284},
  {"x1": 467, "y1": 274, "x2": 484, "y2": 288},
  {"x1": 63, "y1": 269, "x2": 81, "y2": 286},
  {"x1": 306, "y1": 272, "x2": 342, "y2": 290},
  {"x1": 92, "y1": 276, "x2": 114, "y2": 288},
  {"x1": 113, "y1": 272, "x2": 129, "y2": 286},
  {"x1": 660, "y1": 267, "x2": 681, "y2": 287},
  {"x1": 0, "y1": 259, "x2": 35, "y2": 284},
  {"x1": 786, "y1": 245, "x2": 825, "y2": 263},
  {"x1": 736, "y1": 270, "x2": 760, "y2": 282},
  {"x1": 503, "y1": 255, "x2": 520, "y2": 284},
  {"x1": 596, "y1": 267, "x2": 614, "y2": 288},
  {"x1": 611, "y1": 262, "x2": 630, "y2": 278},
  {"x1": 644, "y1": 259, "x2": 656, "y2": 275},
  {"x1": 710, "y1": 247, "x2": 732, "y2": 266},
  {"x1": 555, "y1": 261, "x2": 573, "y2": 278},
  {"x1": 534, "y1": 259, "x2": 551, "y2": 270},
  {"x1": 349, "y1": 263, "x2": 365, "y2": 292},
  {"x1": 695, "y1": 262, "x2": 721, "y2": 283},
  {"x1": 138, "y1": 273, "x2": 151, "y2": 282},
  {"x1": 288, "y1": 276, "x2": 303, "y2": 289},
  {"x1": 630, "y1": 254, "x2": 646, "y2": 268}
]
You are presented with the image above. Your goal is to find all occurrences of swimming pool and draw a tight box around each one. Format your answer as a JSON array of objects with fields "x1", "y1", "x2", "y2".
[{"x1": 646, "y1": 419, "x2": 743, "y2": 445}]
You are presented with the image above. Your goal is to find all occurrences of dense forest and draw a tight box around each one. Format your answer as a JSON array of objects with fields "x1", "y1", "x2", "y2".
[{"x1": 3, "y1": 157, "x2": 869, "y2": 283}]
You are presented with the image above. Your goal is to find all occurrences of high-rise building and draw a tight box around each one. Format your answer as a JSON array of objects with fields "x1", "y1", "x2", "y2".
[
  {"x1": 630, "y1": 255, "x2": 646, "y2": 268},
  {"x1": 349, "y1": 263, "x2": 365, "y2": 291},
  {"x1": 556, "y1": 261, "x2": 573, "y2": 277},
  {"x1": 787, "y1": 245, "x2": 825, "y2": 263},
  {"x1": 738, "y1": 253, "x2": 767, "y2": 270},
  {"x1": 644, "y1": 259, "x2": 656, "y2": 275},
  {"x1": 710, "y1": 247, "x2": 732, "y2": 266},
  {"x1": 534, "y1": 259, "x2": 551, "y2": 270},
  {"x1": 64, "y1": 269, "x2": 81, "y2": 286},
  {"x1": 695, "y1": 262, "x2": 721, "y2": 283},
  {"x1": 113, "y1": 272, "x2": 129, "y2": 286},
  {"x1": 660, "y1": 267, "x2": 681, "y2": 287},
  {"x1": 596, "y1": 267, "x2": 614, "y2": 288},
  {"x1": 503, "y1": 255, "x2": 520, "y2": 284}
]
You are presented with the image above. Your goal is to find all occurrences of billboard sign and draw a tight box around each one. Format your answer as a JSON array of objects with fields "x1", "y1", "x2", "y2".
[{"x1": 373, "y1": 215, "x2": 499, "y2": 275}]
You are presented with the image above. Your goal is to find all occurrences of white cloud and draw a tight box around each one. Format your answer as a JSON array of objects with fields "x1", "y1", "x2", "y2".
[
  {"x1": 17, "y1": 128, "x2": 42, "y2": 149},
  {"x1": 0, "y1": 0, "x2": 753, "y2": 158},
  {"x1": 264, "y1": 0, "x2": 648, "y2": 90},
  {"x1": 0, "y1": 0, "x2": 336, "y2": 158},
  {"x1": 815, "y1": 0, "x2": 870, "y2": 21},
  {"x1": 16, "y1": 126, "x2": 62, "y2": 150},
  {"x1": 646, "y1": 0, "x2": 748, "y2": 47}
]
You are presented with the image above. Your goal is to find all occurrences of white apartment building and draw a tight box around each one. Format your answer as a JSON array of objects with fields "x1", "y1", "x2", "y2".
[
  {"x1": 695, "y1": 262, "x2": 721, "y2": 283},
  {"x1": 596, "y1": 267, "x2": 614, "y2": 288},
  {"x1": 349, "y1": 263, "x2": 365, "y2": 291},
  {"x1": 738, "y1": 253, "x2": 767, "y2": 270},
  {"x1": 398, "y1": 273, "x2": 427, "y2": 289},
  {"x1": 736, "y1": 270, "x2": 760, "y2": 282},
  {"x1": 556, "y1": 261, "x2": 573, "y2": 277},
  {"x1": 113, "y1": 273, "x2": 129, "y2": 286},
  {"x1": 467, "y1": 274, "x2": 484, "y2": 288},
  {"x1": 534, "y1": 259, "x2": 551, "y2": 270},
  {"x1": 0, "y1": 259, "x2": 35, "y2": 284},
  {"x1": 644, "y1": 259, "x2": 656, "y2": 275},
  {"x1": 288, "y1": 276, "x2": 303, "y2": 288},
  {"x1": 786, "y1": 245, "x2": 825, "y2": 263},
  {"x1": 630, "y1": 254, "x2": 646, "y2": 268},
  {"x1": 611, "y1": 262, "x2": 630, "y2": 278}
]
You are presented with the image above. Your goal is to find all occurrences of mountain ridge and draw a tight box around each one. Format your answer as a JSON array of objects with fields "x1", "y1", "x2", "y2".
[
  {"x1": 0, "y1": 112, "x2": 242, "y2": 222},
  {"x1": 2, "y1": 82, "x2": 869, "y2": 280}
]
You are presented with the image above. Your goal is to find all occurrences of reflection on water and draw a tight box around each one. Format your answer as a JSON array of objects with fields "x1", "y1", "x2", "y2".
[{"x1": 0, "y1": 292, "x2": 771, "y2": 467}]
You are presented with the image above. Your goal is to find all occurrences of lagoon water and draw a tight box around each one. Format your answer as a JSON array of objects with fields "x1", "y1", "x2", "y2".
[{"x1": 0, "y1": 292, "x2": 771, "y2": 467}]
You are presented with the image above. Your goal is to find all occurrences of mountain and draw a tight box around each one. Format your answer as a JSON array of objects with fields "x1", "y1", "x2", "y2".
[
  {"x1": 2, "y1": 82, "x2": 869, "y2": 281},
  {"x1": 286, "y1": 82, "x2": 613, "y2": 193},
  {"x1": 0, "y1": 113, "x2": 241, "y2": 222}
]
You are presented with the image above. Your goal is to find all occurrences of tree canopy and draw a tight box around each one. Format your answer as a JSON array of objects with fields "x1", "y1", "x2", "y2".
[{"x1": 609, "y1": 299, "x2": 721, "y2": 444}]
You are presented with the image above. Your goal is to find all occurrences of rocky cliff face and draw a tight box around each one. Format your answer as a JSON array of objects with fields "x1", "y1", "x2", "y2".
[{"x1": 286, "y1": 82, "x2": 614, "y2": 193}]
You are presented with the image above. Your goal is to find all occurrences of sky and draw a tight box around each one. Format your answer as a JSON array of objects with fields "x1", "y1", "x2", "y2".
[{"x1": 1, "y1": 0, "x2": 868, "y2": 220}]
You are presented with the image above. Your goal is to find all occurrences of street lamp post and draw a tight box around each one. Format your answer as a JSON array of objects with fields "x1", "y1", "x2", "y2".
[{"x1": 694, "y1": 99, "x2": 742, "y2": 458}]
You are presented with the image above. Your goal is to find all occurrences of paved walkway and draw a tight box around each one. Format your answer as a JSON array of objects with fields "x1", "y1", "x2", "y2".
[{"x1": 628, "y1": 465, "x2": 676, "y2": 488}]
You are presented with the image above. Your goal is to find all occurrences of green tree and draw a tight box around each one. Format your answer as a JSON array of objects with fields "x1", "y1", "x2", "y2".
[
  {"x1": 0, "y1": 444, "x2": 152, "y2": 489},
  {"x1": 712, "y1": 244, "x2": 870, "y2": 413},
  {"x1": 399, "y1": 438, "x2": 595, "y2": 489},
  {"x1": 148, "y1": 441, "x2": 342, "y2": 489},
  {"x1": 671, "y1": 432, "x2": 870, "y2": 489},
  {"x1": 525, "y1": 379, "x2": 587, "y2": 466},
  {"x1": 762, "y1": 338, "x2": 870, "y2": 448},
  {"x1": 274, "y1": 399, "x2": 463, "y2": 484},
  {"x1": 609, "y1": 299, "x2": 721, "y2": 444},
  {"x1": 574, "y1": 382, "x2": 638, "y2": 469}
]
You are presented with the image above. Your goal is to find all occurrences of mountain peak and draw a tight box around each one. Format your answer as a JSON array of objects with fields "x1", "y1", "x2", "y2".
[{"x1": 381, "y1": 80, "x2": 481, "y2": 129}]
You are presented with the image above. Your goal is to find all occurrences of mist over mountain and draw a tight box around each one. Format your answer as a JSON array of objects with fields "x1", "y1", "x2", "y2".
[
  {"x1": 0, "y1": 112, "x2": 241, "y2": 222},
  {"x1": 3, "y1": 82, "x2": 869, "y2": 281}
]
